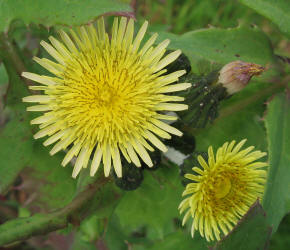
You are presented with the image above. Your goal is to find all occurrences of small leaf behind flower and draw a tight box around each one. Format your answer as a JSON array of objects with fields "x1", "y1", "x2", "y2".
[{"x1": 211, "y1": 201, "x2": 272, "y2": 250}]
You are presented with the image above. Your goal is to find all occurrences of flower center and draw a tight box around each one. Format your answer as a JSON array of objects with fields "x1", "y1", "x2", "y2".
[
  {"x1": 57, "y1": 47, "x2": 162, "y2": 146},
  {"x1": 215, "y1": 177, "x2": 231, "y2": 199},
  {"x1": 98, "y1": 85, "x2": 114, "y2": 106}
]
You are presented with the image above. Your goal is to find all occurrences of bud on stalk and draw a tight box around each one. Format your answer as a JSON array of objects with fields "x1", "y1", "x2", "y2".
[
  {"x1": 218, "y1": 60, "x2": 265, "y2": 95},
  {"x1": 177, "y1": 60, "x2": 266, "y2": 128}
]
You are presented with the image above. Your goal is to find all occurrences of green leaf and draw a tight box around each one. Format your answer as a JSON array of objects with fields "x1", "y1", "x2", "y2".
[
  {"x1": 0, "y1": 54, "x2": 76, "y2": 209},
  {"x1": 263, "y1": 92, "x2": 290, "y2": 233},
  {"x1": 105, "y1": 215, "x2": 207, "y2": 250},
  {"x1": 240, "y1": 0, "x2": 290, "y2": 38},
  {"x1": 212, "y1": 201, "x2": 271, "y2": 250},
  {"x1": 114, "y1": 164, "x2": 184, "y2": 240},
  {"x1": 27, "y1": 141, "x2": 76, "y2": 209},
  {"x1": 195, "y1": 81, "x2": 283, "y2": 153},
  {"x1": 104, "y1": 214, "x2": 131, "y2": 250},
  {"x1": 157, "y1": 25, "x2": 275, "y2": 72},
  {"x1": 71, "y1": 230, "x2": 97, "y2": 250},
  {"x1": 147, "y1": 231, "x2": 207, "y2": 250},
  {"x1": 0, "y1": 0, "x2": 132, "y2": 32},
  {"x1": 0, "y1": 61, "x2": 33, "y2": 194},
  {"x1": 0, "y1": 63, "x2": 8, "y2": 86}
]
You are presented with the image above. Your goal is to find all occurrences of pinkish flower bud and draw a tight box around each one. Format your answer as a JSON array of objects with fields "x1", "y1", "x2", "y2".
[{"x1": 218, "y1": 61, "x2": 266, "y2": 94}]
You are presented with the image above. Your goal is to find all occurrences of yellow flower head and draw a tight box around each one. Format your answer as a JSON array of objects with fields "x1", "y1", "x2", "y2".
[
  {"x1": 22, "y1": 17, "x2": 191, "y2": 178},
  {"x1": 179, "y1": 139, "x2": 267, "y2": 241}
]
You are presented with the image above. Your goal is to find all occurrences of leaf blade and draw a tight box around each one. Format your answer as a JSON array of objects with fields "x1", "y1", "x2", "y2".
[{"x1": 263, "y1": 92, "x2": 290, "y2": 232}]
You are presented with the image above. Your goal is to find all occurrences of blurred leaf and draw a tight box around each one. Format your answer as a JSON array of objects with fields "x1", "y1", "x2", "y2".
[
  {"x1": 0, "y1": 0, "x2": 132, "y2": 32},
  {"x1": 0, "y1": 57, "x2": 76, "y2": 210},
  {"x1": 104, "y1": 214, "x2": 130, "y2": 250},
  {"x1": 240, "y1": 0, "x2": 290, "y2": 38},
  {"x1": 27, "y1": 141, "x2": 76, "y2": 210},
  {"x1": 0, "y1": 61, "x2": 33, "y2": 194},
  {"x1": 146, "y1": 230, "x2": 207, "y2": 250},
  {"x1": 18, "y1": 206, "x2": 31, "y2": 218},
  {"x1": 157, "y1": 25, "x2": 275, "y2": 72},
  {"x1": 0, "y1": 50, "x2": 76, "y2": 211},
  {"x1": 263, "y1": 92, "x2": 290, "y2": 232},
  {"x1": 79, "y1": 215, "x2": 102, "y2": 242},
  {"x1": 71, "y1": 230, "x2": 97, "y2": 250},
  {"x1": 0, "y1": 64, "x2": 8, "y2": 85},
  {"x1": 212, "y1": 201, "x2": 271, "y2": 250},
  {"x1": 270, "y1": 214, "x2": 290, "y2": 249},
  {"x1": 114, "y1": 164, "x2": 183, "y2": 240},
  {"x1": 75, "y1": 168, "x2": 123, "y2": 220}
]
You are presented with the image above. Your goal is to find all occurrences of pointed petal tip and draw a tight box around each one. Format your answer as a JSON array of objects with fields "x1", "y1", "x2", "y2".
[
  {"x1": 33, "y1": 134, "x2": 40, "y2": 139},
  {"x1": 148, "y1": 162, "x2": 154, "y2": 168},
  {"x1": 21, "y1": 72, "x2": 28, "y2": 77},
  {"x1": 115, "y1": 170, "x2": 122, "y2": 178}
]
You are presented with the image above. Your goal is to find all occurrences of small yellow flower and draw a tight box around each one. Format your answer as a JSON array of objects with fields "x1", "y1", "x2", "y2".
[
  {"x1": 22, "y1": 17, "x2": 191, "y2": 178},
  {"x1": 179, "y1": 140, "x2": 267, "y2": 241}
]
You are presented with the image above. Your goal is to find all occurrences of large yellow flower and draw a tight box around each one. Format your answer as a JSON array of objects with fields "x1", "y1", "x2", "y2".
[
  {"x1": 22, "y1": 17, "x2": 190, "y2": 178},
  {"x1": 179, "y1": 140, "x2": 267, "y2": 241}
]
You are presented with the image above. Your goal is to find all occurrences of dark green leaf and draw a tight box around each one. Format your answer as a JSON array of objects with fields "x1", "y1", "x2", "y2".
[
  {"x1": 212, "y1": 201, "x2": 271, "y2": 250},
  {"x1": 0, "y1": 64, "x2": 8, "y2": 86},
  {"x1": 0, "y1": 0, "x2": 132, "y2": 32},
  {"x1": 114, "y1": 164, "x2": 183, "y2": 239},
  {"x1": 240, "y1": 0, "x2": 290, "y2": 38},
  {"x1": 157, "y1": 26, "x2": 275, "y2": 73},
  {"x1": 263, "y1": 92, "x2": 290, "y2": 232},
  {"x1": 147, "y1": 231, "x2": 207, "y2": 250},
  {"x1": 27, "y1": 141, "x2": 76, "y2": 210},
  {"x1": 0, "y1": 61, "x2": 33, "y2": 194}
]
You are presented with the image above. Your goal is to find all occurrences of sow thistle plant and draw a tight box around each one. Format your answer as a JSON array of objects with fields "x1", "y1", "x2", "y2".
[
  {"x1": 22, "y1": 17, "x2": 191, "y2": 178},
  {"x1": 179, "y1": 140, "x2": 268, "y2": 241},
  {"x1": 0, "y1": 0, "x2": 288, "y2": 247},
  {"x1": 21, "y1": 17, "x2": 269, "y2": 244}
]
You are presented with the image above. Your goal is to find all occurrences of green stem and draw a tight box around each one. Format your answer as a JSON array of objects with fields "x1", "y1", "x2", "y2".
[
  {"x1": 0, "y1": 178, "x2": 110, "y2": 247},
  {"x1": 0, "y1": 32, "x2": 32, "y2": 88},
  {"x1": 218, "y1": 79, "x2": 288, "y2": 120}
]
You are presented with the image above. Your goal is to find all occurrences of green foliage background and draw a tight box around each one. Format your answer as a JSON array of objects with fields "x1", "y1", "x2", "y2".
[{"x1": 0, "y1": 0, "x2": 289, "y2": 249}]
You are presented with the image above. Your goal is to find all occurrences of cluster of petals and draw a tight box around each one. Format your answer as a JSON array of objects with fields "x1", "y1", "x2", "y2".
[
  {"x1": 23, "y1": 17, "x2": 191, "y2": 178},
  {"x1": 179, "y1": 139, "x2": 268, "y2": 241}
]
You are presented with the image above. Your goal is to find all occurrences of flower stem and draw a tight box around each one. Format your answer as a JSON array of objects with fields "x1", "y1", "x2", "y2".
[
  {"x1": 0, "y1": 32, "x2": 33, "y2": 88},
  {"x1": 0, "y1": 177, "x2": 110, "y2": 247}
]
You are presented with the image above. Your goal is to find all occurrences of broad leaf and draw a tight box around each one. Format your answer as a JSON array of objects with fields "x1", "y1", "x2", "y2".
[
  {"x1": 114, "y1": 164, "x2": 184, "y2": 240},
  {"x1": 0, "y1": 0, "x2": 132, "y2": 32},
  {"x1": 240, "y1": 0, "x2": 290, "y2": 38},
  {"x1": 0, "y1": 58, "x2": 76, "y2": 210},
  {"x1": 146, "y1": 231, "x2": 207, "y2": 250},
  {"x1": 0, "y1": 61, "x2": 33, "y2": 194},
  {"x1": 212, "y1": 201, "x2": 271, "y2": 250},
  {"x1": 27, "y1": 141, "x2": 76, "y2": 210},
  {"x1": 263, "y1": 92, "x2": 290, "y2": 232},
  {"x1": 157, "y1": 25, "x2": 275, "y2": 72}
]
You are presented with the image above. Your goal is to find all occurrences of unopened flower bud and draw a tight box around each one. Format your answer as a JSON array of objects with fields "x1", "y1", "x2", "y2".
[{"x1": 218, "y1": 61, "x2": 265, "y2": 95}]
